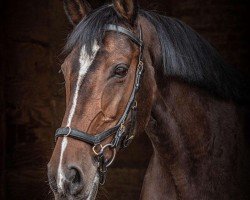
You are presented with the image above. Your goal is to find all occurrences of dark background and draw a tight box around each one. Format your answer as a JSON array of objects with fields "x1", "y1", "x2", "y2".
[{"x1": 0, "y1": 0, "x2": 249, "y2": 199}]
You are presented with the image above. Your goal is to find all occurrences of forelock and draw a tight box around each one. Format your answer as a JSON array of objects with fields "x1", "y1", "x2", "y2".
[{"x1": 65, "y1": 4, "x2": 123, "y2": 56}]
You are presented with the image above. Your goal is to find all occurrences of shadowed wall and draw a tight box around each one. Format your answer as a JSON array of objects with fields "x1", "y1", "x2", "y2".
[{"x1": 0, "y1": 0, "x2": 248, "y2": 199}]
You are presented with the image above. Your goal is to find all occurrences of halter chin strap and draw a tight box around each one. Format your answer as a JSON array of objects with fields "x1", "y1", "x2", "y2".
[{"x1": 55, "y1": 24, "x2": 144, "y2": 185}]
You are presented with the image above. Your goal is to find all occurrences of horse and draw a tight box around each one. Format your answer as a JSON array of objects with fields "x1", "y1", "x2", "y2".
[{"x1": 47, "y1": 0, "x2": 250, "y2": 199}]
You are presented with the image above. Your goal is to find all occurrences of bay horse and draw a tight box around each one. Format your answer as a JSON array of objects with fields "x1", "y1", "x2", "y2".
[{"x1": 47, "y1": 0, "x2": 250, "y2": 199}]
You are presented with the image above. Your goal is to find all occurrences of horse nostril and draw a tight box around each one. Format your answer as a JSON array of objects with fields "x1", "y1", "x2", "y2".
[
  {"x1": 69, "y1": 167, "x2": 81, "y2": 184},
  {"x1": 66, "y1": 166, "x2": 84, "y2": 195}
]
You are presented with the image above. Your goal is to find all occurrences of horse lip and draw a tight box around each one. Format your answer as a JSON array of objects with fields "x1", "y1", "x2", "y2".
[
  {"x1": 86, "y1": 175, "x2": 99, "y2": 200},
  {"x1": 55, "y1": 193, "x2": 89, "y2": 200}
]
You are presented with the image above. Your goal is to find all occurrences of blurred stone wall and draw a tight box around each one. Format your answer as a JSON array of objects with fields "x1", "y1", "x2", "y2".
[
  {"x1": 1, "y1": 0, "x2": 69, "y2": 198},
  {"x1": 2, "y1": 0, "x2": 66, "y2": 169},
  {"x1": 171, "y1": 0, "x2": 249, "y2": 74},
  {"x1": 0, "y1": 0, "x2": 6, "y2": 198},
  {"x1": 0, "y1": 0, "x2": 248, "y2": 199}
]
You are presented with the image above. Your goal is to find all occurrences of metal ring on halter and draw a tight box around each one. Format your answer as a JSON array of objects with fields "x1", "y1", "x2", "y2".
[
  {"x1": 92, "y1": 144, "x2": 104, "y2": 156},
  {"x1": 92, "y1": 143, "x2": 116, "y2": 167},
  {"x1": 66, "y1": 127, "x2": 72, "y2": 137},
  {"x1": 101, "y1": 144, "x2": 117, "y2": 167}
]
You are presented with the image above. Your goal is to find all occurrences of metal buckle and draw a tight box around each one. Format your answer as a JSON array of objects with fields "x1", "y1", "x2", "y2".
[
  {"x1": 139, "y1": 61, "x2": 143, "y2": 67},
  {"x1": 123, "y1": 134, "x2": 135, "y2": 148},
  {"x1": 120, "y1": 123, "x2": 125, "y2": 131},
  {"x1": 132, "y1": 100, "x2": 137, "y2": 110}
]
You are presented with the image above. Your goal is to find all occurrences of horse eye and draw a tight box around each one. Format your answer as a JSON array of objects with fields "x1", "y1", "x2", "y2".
[{"x1": 114, "y1": 65, "x2": 128, "y2": 78}]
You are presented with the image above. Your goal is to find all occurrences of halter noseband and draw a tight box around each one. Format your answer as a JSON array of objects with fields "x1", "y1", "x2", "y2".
[{"x1": 55, "y1": 24, "x2": 144, "y2": 185}]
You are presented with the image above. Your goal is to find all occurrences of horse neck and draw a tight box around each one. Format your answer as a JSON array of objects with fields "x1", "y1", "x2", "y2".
[
  {"x1": 154, "y1": 78, "x2": 241, "y2": 152},
  {"x1": 139, "y1": 16, "x2": 246, "y2": 198},
  {"x1": 140, "y1": 14, "x2": 241, "y2": 167},
  {"x1": 144, "y1": 78, "x2": 244, "y2": 198}
]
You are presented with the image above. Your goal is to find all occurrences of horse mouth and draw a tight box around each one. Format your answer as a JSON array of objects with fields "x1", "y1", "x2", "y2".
[
  {"x1": 54, "y1": 174, "x2": 99, "y2": 200},
  {"x1": 86, "y1": 175, "x2": 99, "y2": 200}
]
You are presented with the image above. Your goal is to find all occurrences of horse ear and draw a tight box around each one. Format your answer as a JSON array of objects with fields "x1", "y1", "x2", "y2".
[
  {"x1": 113, "y1": 0, "x2": 139, "y2": 25},
  {"x1": 63, "y1": 0, "x2": 92, "y2": 26}
]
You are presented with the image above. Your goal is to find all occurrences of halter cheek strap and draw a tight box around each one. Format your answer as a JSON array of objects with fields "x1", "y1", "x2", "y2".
[{"x1": 55, "y1": 24, "x2": 144, "y2": 185}]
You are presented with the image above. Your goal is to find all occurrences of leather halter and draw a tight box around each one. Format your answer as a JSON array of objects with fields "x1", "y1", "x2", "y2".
[{"x1": 55, "y1": 24, "x2": 144, "y2": 185}]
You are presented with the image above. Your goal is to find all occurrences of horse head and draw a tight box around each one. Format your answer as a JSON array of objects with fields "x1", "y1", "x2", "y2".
[{"x1": 47, "y1": 1, "x2": 155, "y2": 199}]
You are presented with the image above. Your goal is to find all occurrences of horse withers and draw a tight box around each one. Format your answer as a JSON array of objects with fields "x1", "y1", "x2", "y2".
[{"x1": 47, "y1": 0, "x2": 250, "y2": 199}]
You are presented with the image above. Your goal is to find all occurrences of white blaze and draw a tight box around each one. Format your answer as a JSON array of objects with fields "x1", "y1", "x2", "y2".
[
  {"x1": 57, "y1": 41, "x2": 100, "y2": 190},
  {"x1": 57, "y1": 138, "x2": 68, "y2": 189}
]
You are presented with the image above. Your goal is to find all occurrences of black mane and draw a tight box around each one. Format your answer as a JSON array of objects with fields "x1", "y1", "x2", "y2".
[{"x1": 66, "y1": 5, "x2": 249, "y2": 104}]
